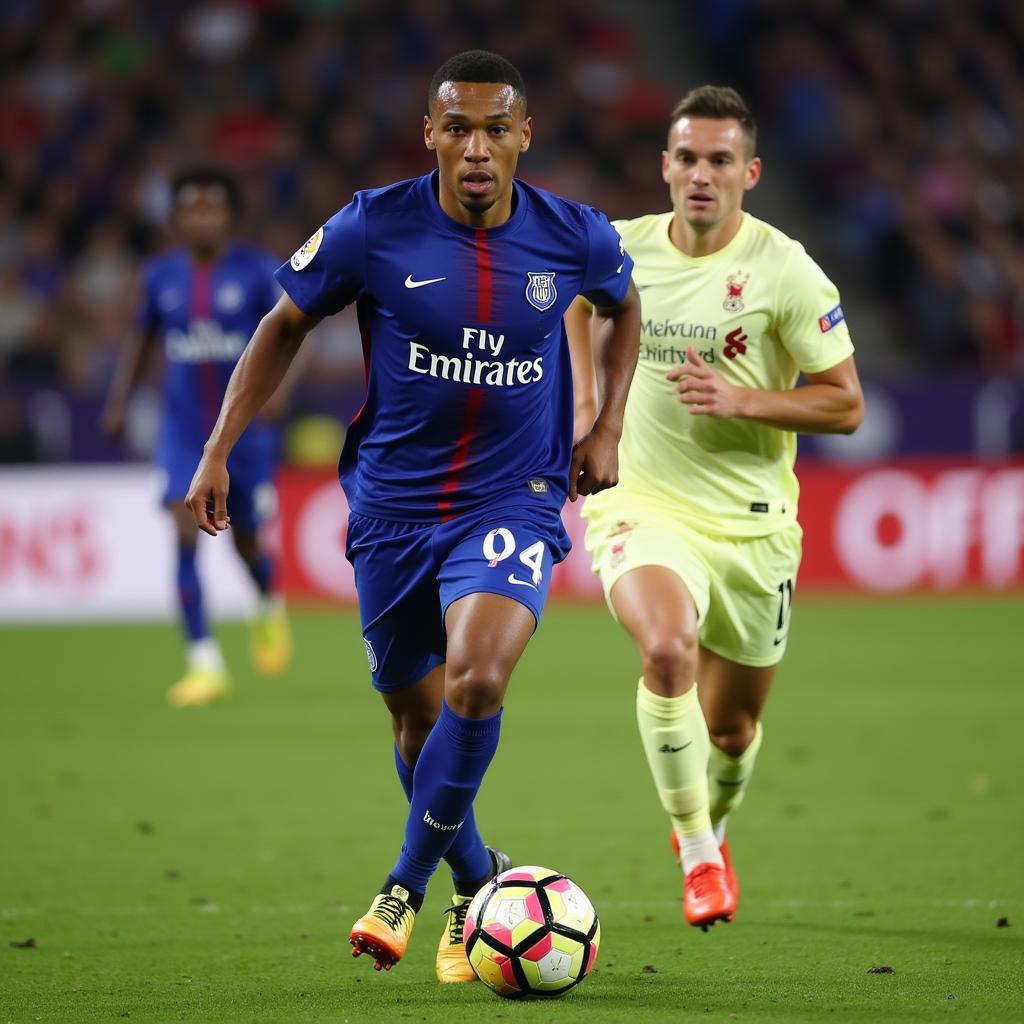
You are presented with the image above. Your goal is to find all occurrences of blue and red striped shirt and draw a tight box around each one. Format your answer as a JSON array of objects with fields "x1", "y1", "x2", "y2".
[
  {"x1": 274, "y1": 171, "x2": 632, "y2": 522},
  {"x1": 138, "y1": 242, "x2": 279, "y2": 447}
]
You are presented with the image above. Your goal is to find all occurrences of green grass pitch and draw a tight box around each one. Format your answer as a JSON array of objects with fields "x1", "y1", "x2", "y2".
[{"x1": 2, "y1": 599, "x2": 1022, "y2": 1023}]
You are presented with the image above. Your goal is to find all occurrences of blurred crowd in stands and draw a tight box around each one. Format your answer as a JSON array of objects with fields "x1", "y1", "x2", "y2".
[
  {"x1": 1, "y1": 0, "x2": 1022, "y2": 464},
  {"x1": 0, "y1": 0, "x2": 672, "y2": 461},
  {"x1": 693, "y1": 0, "x2": 1024, "y2": 374}
]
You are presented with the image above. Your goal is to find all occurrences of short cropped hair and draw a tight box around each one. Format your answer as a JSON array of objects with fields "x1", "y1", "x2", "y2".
[
  {"x1": 428, "y1": 49, "x2": 527, "y2": 115},
  {"x1": 171, "y1": 166, "x2": 241, "y2": 216},
  {"x1": 670, "y1": 86, "x2": 757, "y2": 158}
]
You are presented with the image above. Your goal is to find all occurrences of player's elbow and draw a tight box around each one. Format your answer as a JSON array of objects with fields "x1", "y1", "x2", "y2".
[{"x1": 836, "y1": 392, "x2": 864, "y2": 434}]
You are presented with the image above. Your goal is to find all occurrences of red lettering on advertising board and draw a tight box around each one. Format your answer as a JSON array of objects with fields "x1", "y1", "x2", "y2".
[
  {"x1": 271, "y1": 463, "x2": 1024, "y2": 599},
  {"x1": 0, "y1": 508, "x2": 99, "y2": 584}
]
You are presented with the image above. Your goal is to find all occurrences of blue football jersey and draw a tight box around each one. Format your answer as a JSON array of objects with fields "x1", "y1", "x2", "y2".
[
  {"x1": 138, "y1": 242, "x2": 279, "y2": 446},
  {"x1": 275, "y1": 171, "x2": 632, "y2": 521}
]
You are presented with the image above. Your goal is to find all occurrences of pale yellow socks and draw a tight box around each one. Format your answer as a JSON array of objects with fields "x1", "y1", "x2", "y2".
[
  {"x1": 708, "y1": 721, "x2": 763, "y2": 845},
  {"x1": 635, "y1": 678, "x2": 722, "y2": 873}
]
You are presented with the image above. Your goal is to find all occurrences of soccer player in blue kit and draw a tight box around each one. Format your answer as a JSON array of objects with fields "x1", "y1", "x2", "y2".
[
  {"x1": 185, "y1": 51, "x2": 640, "y2": 980},
  {"x1": 103, "y1": 168, "x2": 292, "y2": 708}
]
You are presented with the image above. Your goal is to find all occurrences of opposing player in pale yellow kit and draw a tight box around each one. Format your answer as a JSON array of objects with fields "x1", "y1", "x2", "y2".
[{"x1": 566, "y1": 85, "x2": 864, "y2": 929}]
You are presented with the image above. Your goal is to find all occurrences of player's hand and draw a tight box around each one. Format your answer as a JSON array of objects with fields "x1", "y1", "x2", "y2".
[
  {"x1": 185, "y1": 455, "x2": 232, "y2": 536},
  {"x1": 568, "y1": 421, "x2": 619, "y2": 502},
  {"x1": 667, "y1": 347, "x2": 748, "y2": 418}
]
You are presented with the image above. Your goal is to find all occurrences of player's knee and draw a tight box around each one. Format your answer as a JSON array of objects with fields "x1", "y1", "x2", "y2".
[
  {"x1": 444, "y1": 663, "x2": 507, "y2": 719},
  {"x1": 709, "y1": 722, "x2": 757, "y2": 759},
  {"x1": 641, "y1": 632, "x2": 697, "y2": 691}
]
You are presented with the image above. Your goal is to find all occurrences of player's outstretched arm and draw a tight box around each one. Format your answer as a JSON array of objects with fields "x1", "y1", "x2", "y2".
[
  {"x1": 668, "y1": 348, "x2": 864, "y2": 434},
  {"x1": 186, "y1": 294, "x2": 320, "y2": 535},
  {"x1": 101, "y1": 326, "x2": 159, "y2": 441},
  {"x1": 568, "y1": 279, "x2": 641, "y2": 501}
]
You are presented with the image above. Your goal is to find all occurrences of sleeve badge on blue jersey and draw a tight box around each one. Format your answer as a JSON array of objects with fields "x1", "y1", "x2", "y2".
[
  {"x1": 526, "y1": 271, "x2": 557, "y2": 311},
  {"x1": 818, "y1": 304, "x2": 845, "y2": 332},
  {"x1": 290, "y1": 226, "x2": 324, "y2": 271}
]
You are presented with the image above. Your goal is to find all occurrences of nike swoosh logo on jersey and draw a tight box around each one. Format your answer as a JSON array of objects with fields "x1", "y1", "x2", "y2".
[
  {"x1": 507, "y1": 573, "x2": 538, "y2": 590},
  {"x1": 404, "y1": 274, "x2": 447, "y2": 289}
]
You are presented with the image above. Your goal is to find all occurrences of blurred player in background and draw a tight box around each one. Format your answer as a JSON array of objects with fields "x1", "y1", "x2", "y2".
[
  {"x1": 185, "y1": 50, "x2": 639, "y2": 981},
  {"x1": 102, "y1": 168, "x2": 292, "y2": 708},
  {"x1": 567, "y1": 86, "x2": 863, "y2": 929}
]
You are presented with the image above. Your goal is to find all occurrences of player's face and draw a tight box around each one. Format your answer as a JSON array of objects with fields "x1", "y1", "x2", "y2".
[
  {"x1": 661, "y1": 118, "x2": 760, "y2": 230},
  {"x1": 175, "y1": 184, "x2": 233, "y2": 253},
  {"x1": 425, "y1": 81, "x2": 531, "y2": 226}
]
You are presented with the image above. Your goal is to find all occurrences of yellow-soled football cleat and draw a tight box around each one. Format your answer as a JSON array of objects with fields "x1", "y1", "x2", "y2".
[
  {"x1": 436, "y1": 894, "x2": 475, "y2": 983},
  {"x1": 350, "y1": 886, "x2": 417, "y2": 972},
  {"x1": 436, "y1": 846, "x2": 511, "y2": 983},
  {"x1": 167, "y1": 668, "x2": 232, "y2": 709},
  {"x1": 249, "y1": 603, "x2": 292, "y2": 676}
]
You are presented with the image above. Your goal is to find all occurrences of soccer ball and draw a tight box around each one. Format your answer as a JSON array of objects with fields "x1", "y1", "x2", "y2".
[{"x1": 464, "y1": 865, "x2": 600, "y2": 998}]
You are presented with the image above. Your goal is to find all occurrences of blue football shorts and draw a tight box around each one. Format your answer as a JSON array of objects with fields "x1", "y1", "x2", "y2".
[
  {"x1": 345, "y1": 493, "x2": 571, "y2": 693},
  {"x1": 156, "y1": 421, "x2": 279, "y2": 533}
]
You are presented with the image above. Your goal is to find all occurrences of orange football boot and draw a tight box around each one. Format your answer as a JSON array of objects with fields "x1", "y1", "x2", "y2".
[
  {"x1": 671, "y1": 831, "x2": 737, "y2": 929},
  {"x1": 683, "y1": 861, "x2": 736, "y2": 930},
  {"x1": 719, "y1": 838, "x2": 739, "y2": 903},
  {"x1": 349, "y1": 886, "x2": 417, "y2": 971},
  {"x1": 671, "y1": 831, "x2": 740, "y2": 902}
]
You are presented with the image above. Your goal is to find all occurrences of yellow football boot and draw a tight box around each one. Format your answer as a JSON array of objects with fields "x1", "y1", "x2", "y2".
[
  {"x1": 436, "y1": 894, "x2": 475, "y2": 983},
  {"x1": 350, "y1": 886, "x2": 417, "y2": 972},
  {"x1": 167, "y1": 668, "x2": 232, "y2": 709},
  {"x1": 249, "y1": 602, "x2": 292, "y2": 676},
  {"x1": 436, "y1": 846, "x2": 511, "y2": 983}
]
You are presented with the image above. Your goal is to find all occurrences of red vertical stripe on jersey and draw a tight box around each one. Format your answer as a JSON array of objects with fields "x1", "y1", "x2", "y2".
[
  {"x1": 437, "y1": 387, "x2": 485, "y2": 521},
  {"x1": 474, "y1": 228, "x2": 493, "y2": 323},
  {"x1": 190, "y1": 263, "x2": 219, "y2": 433}
]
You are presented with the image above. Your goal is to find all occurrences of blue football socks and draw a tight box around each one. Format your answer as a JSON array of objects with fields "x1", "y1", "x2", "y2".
[
  {"x1": 176, "y1": 543, "x2": 208, "y2": 642},
  {"x1": 390, "y1": 702, "x2": 501, "y2": 895},
  {"x1": 393, "y1": 742, "x2": 493, "y2": 895}
]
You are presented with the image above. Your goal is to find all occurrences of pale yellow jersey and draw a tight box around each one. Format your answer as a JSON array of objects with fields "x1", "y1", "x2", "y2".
[{"x1": 584, "y1": 211, "x2": 854, "y2": 538}]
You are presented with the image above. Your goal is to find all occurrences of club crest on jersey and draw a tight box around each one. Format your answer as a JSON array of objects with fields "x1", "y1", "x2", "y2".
[
  {"x1": 290, "y1": 226, "x2": 324, "y2": 271},
  {"x1": 525, "y1": 272, "x2": 557, "y2": 312},
  {"x1": 216, "y1": 282, "x2": 244, "y2": 313},
  {"x1": 158, "y1": 288, "x2": 181, "y2": 312},
  {"x1": 723, "y1": 271, "x2": 750, "y2": 312}
]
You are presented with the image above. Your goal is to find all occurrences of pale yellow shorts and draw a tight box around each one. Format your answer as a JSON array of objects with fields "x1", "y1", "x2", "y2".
[{"x1": 584, "y1": 503, "x2": 803, "y2": 667}]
